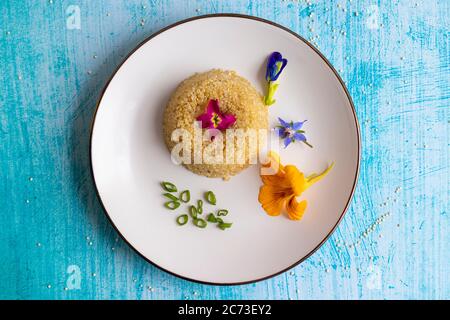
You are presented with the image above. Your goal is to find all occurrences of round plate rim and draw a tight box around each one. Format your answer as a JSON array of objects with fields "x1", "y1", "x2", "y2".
[{"x1": 89, "y1": 13, "x2": 361, "y2": 286}]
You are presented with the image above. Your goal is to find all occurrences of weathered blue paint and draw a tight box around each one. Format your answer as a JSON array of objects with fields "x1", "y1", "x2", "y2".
[{"x1": 0, "y1": 0, "x2": 448, "y2": 300}]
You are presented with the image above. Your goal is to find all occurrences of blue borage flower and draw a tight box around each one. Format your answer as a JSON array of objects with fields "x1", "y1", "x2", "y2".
[
  {"x1": 264, "y1": 52, "x2": 288, "y2": 106},
  {"x1": 276, "y1": 117, "x2": 313, "y2": 148}
]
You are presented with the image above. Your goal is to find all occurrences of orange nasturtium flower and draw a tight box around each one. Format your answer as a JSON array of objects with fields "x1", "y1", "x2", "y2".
[{"x1": 258, "y1": 151, "x2": 334, "y2": 220}]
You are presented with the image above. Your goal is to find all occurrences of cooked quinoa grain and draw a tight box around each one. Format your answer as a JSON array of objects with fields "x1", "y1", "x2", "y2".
[{"x1": 163, "y1": 69, "x2": 268, "y2": 180}]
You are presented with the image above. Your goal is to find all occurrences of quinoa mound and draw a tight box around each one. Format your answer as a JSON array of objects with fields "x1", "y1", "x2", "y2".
[{"x1": 163, "y1": 69, "x2": 268, "y2": 180}]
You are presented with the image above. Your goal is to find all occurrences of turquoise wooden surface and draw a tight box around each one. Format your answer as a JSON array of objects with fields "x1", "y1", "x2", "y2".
[{"x1": 0, "y1": 0, "x2": 448, "y2": 300}]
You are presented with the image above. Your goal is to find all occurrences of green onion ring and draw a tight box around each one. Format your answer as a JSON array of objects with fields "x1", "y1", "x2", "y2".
[
  {"x1": 206, "y1": 213, "x2": 217, "y2": 223},
  {"x1": 193, "y1": 218, "x2": 207, "y2": 229},
  {"x1": 179, "y1": 190, "x2": 190, "y2": 203},
  {"x1": 189, "y1": 205, "x2": 198, "y2": 219},
  {"x1": 163, "y1": 193, "x2": 178, "y2": 201},
  {"x1": 205, "y1": 191, "x2": 217, "y2": 205},
  {"x1": 218, "y1": 222, "x2": 233, "y2": 230},
  {"x1": 161, "y1": 182, "x2": 177, "y2": 192},
  {"x1": 164, "y1": 201, "x2": 180, "y2": 210},
  {"x1": 197, "y1": 199, "x2": 203, "y2": 214},
  {"x1": 217, "y1": 209, "x2": 229, "y2": 216},
  {"x1": 176, "y1": 214, "x2": 188, "y2": 226}
]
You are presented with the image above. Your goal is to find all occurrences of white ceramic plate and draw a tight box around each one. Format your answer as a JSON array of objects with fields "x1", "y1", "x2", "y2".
[{"x1": 91, "y1": 14, "x2": 360, "y2": 285}]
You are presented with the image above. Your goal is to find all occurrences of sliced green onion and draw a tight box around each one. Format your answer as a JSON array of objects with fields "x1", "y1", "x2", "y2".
[
  {"x1": 216, "y1": 217, "x2": 224, "y2": 224},
  {"x1": 161, "y1": 181, "x2": 177, "y2": 192},
  {"x1": 163, "y1": 193, "x2": 178, "y2": 201},
  {"x1": 207, "y1": 213, "x2": 217, "y2": 223},
  {"x1": 218, "y1": 222, "x2": 233, "y2": 230},
  {"x1": 189, "y1": 205, "x2": 198, "y2": 219},
  {"x1": 164, "y1": 201, "x2": 180, "y2": 210},
  {"x1": 197, "y1": 199, "x2": 203, "y2": 214},
  {"x1": 179, "y1": 190, "x2": 190, "y2": 203},
  {"x1": 217, "y1": 209, "x2": 229, "y2": 216},
  {"x1": 205, "y1": 191, "x2": 217, "y2": 205},
  {"x1": 176, "y1": 214, "x2": 188, "y2": 226},
  {"x1": 193, "y1": 218, "x2": 207, "y2": 229}
]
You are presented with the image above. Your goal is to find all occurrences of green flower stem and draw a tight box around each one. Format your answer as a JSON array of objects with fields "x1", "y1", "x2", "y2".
[
  {"x1": 303, "y1": 140, "x2": 313, "y2": 148},
  {"x1": 264, "y1": 81, "x2": 279, "y2": 106}
]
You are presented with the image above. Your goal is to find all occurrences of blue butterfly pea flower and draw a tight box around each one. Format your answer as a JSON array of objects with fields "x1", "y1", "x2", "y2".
[
  {"x1": 266, "y1": 52, "x2": 288, "y2": 82},
  {"x1": 264, "y1": 52, "x2": 288, "y2": 106}
]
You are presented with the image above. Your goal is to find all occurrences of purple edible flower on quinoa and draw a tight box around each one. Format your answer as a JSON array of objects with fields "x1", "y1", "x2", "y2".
[{"x1": 196, "y1": 99, "x2": 236, "y2": 131}]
